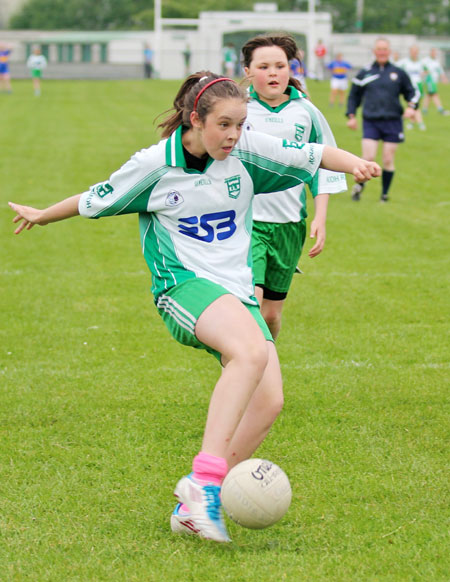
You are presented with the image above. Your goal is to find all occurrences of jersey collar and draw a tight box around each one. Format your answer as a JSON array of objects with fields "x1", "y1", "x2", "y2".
[
  {"x1": 248, "y1": 84, "x2": 302, "y2": 113},
  {"x1": 165, "y1": 125, "x2": 215, "y2": 173},
  {"x1": 165, "y1": 125, "x2": 187, "y2": 167}
]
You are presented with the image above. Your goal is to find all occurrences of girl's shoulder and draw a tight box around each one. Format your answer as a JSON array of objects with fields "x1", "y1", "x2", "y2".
[{"x1": 122, "y1": 139, "x2": 168, "y2": 173}]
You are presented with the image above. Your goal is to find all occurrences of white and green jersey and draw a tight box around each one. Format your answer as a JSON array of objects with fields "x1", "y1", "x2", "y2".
[
  {"x1": 422, "y1": 57, "x2": 444, "y2": 84},
  {"x1": 79, "y1": 126, "x2": 323, "y2": 305},
  {"x1": 245, "y1": 85, "x2": 347, "y2": 223},
  {"x1": 397, "y1": 58, "x2": 425, "y2": 89},
  {"x1": 26, "y1": 54, "x2": 47, "y2": 71}
]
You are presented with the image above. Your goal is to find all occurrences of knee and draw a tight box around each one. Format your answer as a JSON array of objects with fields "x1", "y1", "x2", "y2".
[
  {"x1": 269, "y1": 389, "x2": 284, "y2": 420},
  {"x1": 229, "y1": 337, "x2": 269, "y2": 377},
  {"x1": 245, "y1": 340, "x2": 270, "y2": 374},
  {"x1": 262, "y1": 306, "x2": 282, "y2": 330},
  {"x1": 261, "y1": 384, "x2": 284, "y2": 427},
  {"x1": 264, "y1": 312, "x2": 281, "y2": 330}
]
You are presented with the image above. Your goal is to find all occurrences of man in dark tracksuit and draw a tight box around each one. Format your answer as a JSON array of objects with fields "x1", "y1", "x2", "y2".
[{"x1": 346, "y1": 38, "x2": 419, "y2": 202}]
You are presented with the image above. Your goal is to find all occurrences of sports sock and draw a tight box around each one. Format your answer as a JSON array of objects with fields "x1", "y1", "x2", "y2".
[
  {"x1": 193, "y1": 451, "x2": 228, "y2": 485},
  {"x1": 177, "y1": 453, "x2": 228, "y2": 515},
  {"x1": 382, "y1": 170, "x2": 394, "y2": 195}
]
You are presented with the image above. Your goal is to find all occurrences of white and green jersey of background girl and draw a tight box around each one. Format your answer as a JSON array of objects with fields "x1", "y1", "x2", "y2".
[
  {"x1": 245, "y1": 84, "x2": 347, "y2": 223},
  {"x1": 79, "y1": 126, "x2": 323, "y2": 306}
]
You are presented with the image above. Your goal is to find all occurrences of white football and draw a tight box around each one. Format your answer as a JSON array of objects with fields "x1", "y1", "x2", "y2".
[{"x1": 221, "y1": 458, "x2": 292, "y2": 529}]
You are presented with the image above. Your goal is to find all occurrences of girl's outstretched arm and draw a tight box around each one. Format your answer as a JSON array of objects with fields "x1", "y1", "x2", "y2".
[
  {"x1": 320, "y1": 145, "x2": 381, "y2": 183},
  {"x1": 8, "y1": 195, "x2": 81, "y2": 235}
]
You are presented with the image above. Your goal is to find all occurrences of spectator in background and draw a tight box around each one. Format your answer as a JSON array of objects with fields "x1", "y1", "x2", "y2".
[
  {"x1": 392, "y1": 51, "x2": 401, "y2": 66},
  {"x1": 346, "y1": 38, "x2": 418, "y2": 203},
  {"x1": 143, "y1": 44, "x2": 153, "y2": 79},
  {"x1": 223, "y1": 43, "x2": 237, "y2": 78},
  {"x1": 422, "y1": 47, "x2": 449, "y2": 116},
  {"x1": 182, "y1": 45, "x2": 191, "y2": 76},
  {"x1": 314, "y1": 39, "x2": 327, "y2": 81},
  {"x1": 290, "y1": 49, "x2": 309, "y2": 96},
  {"x1": 26, "y1": 47, "x2": 47, "y2": 97},
  {"x1": 327, "y1": 53, "x2": 352, "y2": 107},
  {"x1": 0, "y1": 42, "x2": 13, "y2": 93}
]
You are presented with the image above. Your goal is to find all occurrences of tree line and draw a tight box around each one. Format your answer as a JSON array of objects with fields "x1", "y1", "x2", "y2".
[{"x1": 10, "y1": 0, "x2": 450, "y2": 36}]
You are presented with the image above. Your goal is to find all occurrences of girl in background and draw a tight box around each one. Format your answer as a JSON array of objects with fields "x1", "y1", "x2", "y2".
[
  {"x1": 9, "y1": 72, "x2": 379, "y2": 543},
  {"x1": 242, "y1": 34, "x2": 347, "y2": 339},
  {"x1": 26, "y1": 47, "x2": 47, "y2": 96}
]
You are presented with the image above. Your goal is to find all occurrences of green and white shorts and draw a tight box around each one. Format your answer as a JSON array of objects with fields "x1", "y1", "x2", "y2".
[
  {"x1": 425, "y1": 78, "x2": 438, "y2": 95},
  {"x1": 252, "y1": 220, "x2": 306, "y2": 297},
  {"x1": 156, "y1": 277, "x2": 273, "y2": 362}
]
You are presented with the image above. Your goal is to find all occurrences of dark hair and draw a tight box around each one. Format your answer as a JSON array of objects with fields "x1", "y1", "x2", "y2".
[
  {"x1": 158, "y1": 71, "x2": 248, "y2": 138},
  {"x1": 241, "y1": 33, "x2": 305, "y2": 94}
]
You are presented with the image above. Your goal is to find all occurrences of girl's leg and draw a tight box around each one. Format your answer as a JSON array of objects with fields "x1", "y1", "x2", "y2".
[
  {"x1": 173, "y1": 294, "x2": 270, "y2": 541},
  {"x1": 225, "y1": 341, "x2": 283, "y2": 468},
  {"x1": 329, "y1": 87, "x2": 337, "y2": 105},
  {"x1": 195, "y1": 294, "x2": 270, "y2": 458},
  {"x1": 255, "y1": 286, "x2": 286, "y2": 340},
  {"x1": 260, "y1": 298, "x2": 285, "y2": 340}
]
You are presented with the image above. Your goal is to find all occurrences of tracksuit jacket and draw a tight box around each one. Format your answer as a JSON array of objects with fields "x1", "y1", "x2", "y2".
[{"x1": 346, "y1": 60, "x2": 419, "y2": 120}]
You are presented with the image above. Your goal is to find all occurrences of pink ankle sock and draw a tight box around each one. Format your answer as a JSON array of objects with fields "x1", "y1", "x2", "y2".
[{"x1": 192, "y1": 452, "x2": 228, "y2": 486}]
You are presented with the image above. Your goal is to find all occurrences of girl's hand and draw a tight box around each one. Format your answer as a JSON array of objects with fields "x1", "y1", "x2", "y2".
[
  {"x1": 309, "y1": 219, "x2": 326, "y2": 258},
  {"x1": 352, "y1": 160, "x2": 381, "y2": 183},
  {"x1": 9, "y1": 202, "x2": 47, "y2": 234},
  {"x1": 9, "y1": 195, "x2": 81, "y2": 234}
]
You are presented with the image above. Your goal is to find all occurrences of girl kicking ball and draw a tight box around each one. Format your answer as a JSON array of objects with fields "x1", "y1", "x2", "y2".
[{"x1": 9, "y1": 72, "x2": 380, "y2": 543}]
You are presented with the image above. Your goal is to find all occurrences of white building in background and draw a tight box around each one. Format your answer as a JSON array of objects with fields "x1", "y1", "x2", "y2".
[
  {"x1": 1, "y1": 4, "x2": 448, "y2": 79},
  {"x1": 1, "y1": 5, "x2": 332, "y2": 79}
]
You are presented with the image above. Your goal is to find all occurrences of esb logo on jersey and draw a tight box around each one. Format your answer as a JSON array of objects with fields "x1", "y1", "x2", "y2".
[{"x1": 178, "y1": 211, "x2": 236, "y2": 243}]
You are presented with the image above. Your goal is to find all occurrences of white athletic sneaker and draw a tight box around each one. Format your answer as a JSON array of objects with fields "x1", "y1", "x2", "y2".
[
  {"x1": 171, "y1": 503, "x2": 200, "y2": 536},
  {"x1": 173, "y1": 474, "x2": 230, "y2": 542}
]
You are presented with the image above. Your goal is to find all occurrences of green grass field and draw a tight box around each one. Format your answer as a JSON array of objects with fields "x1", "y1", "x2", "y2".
[{"x1": 1, "y1": 79, "x2": 449, "y2": 581}]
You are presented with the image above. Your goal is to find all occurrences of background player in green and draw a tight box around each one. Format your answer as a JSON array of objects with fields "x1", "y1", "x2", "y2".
[
  {"x1": 26, "y1": 47, "x2": 47, "y2": 96},
  {"x1": 397, "y1": 45, "x2": 427, "y2": 130},
  {"x1": 422, "y1": 47, "x2": 449, "y2": 116},
  {"x1": 241, "y1": 33, "x2": 347, "y2": 340},
  {"x1": 9, "y1": 72, "x2": 380, "y2": 543}
]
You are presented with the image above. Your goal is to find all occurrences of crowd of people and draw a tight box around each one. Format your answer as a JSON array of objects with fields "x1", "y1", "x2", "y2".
[{"x1": 6, "y1": 31, "x2": 448, "y2": 543}]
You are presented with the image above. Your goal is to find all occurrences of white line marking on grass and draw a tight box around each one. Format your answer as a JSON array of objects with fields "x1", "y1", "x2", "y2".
[
  {"x1": 308, "y1": 272, "x2": 419, "y2": 278},
  {"x1": 283, "y1": 361, "x2": 450, "y2": 370},
  {"x1": 381, "y1": 519, "x2": 417, "y2": 538}
]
